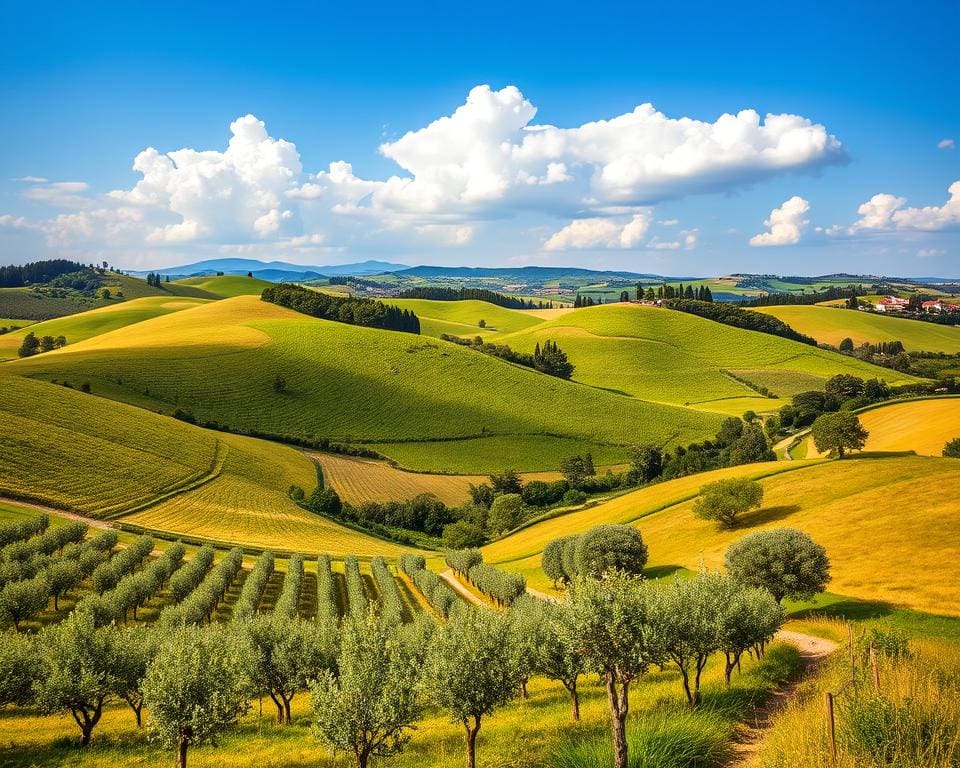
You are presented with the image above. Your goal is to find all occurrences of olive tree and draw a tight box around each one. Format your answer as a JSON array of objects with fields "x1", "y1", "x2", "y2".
[
  {"x1": 0, "y1": 631, "x2": 38, "y2": 707},
  {"x1": 0, "y1": 574, "x2": 49, "y2": 631},
  {"x1": 247, "y1": 613, "x2": 336, "y2": 725},
  {"x1": 811, "y1": 411, "x2": 868, "y2": 458},
  {"x1": 32, "y1": 611, "x2": 118, "y2": 746},
  {"x1": 563, "y1": 574, "x2": 665, "y2": 768},
  {"x1": 311, "y1": 608, "x2": 420, "y2": 768},
  {"x1": 142, "y1": 624, "x2": 251, "y2": 768},
  {"x1": 725, "y1": 528, "x2": 831, "y2": 604},
  {"x1": 424, "y1": 606, "x2": 520, "y2": 768},
  {"x1": 718, "y1": 584, "x2": 784, "y2": 685},
  {"x1": 693, "y1": 478, "x2": 763, "y2": 529},
  {"x1": 533, "y1": 598, "x2": 586, "y2": 720},
  {"x1": 508, "y1": 595, "x2": 546, "y2": 699},
  {"x1": 574, "y1": 524, "x2": 648, "y2": 578},
  {"x1": 541, "y1": 536, "x2": 573, "y2": 588},
  {"x1": 112, "y1": 625, "x2": 161, "y2": 727}
]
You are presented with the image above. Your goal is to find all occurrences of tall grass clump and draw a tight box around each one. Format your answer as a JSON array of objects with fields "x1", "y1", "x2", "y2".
[
  {"x1": 550, "y1": 708, "x2": 733, "y2": 768},
  {"x1": 757, "y1": 638, "x2": 960, "y2": 768}
]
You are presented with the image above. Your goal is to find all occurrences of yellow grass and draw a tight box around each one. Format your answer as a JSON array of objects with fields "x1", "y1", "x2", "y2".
[
  {"x1": 491, "y1": 455, "x2": 960, "y2": 615},
  {"x1": 859, "y1": 398, "x2": 960, "y2": 456}
]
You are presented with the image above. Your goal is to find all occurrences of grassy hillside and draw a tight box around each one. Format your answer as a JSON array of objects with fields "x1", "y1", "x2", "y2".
[
  {"x1": 0, "y1": 373, "x2": 402, "y2": 555},
  {"x1": 488, "y1": 454, "x2": 960, "y2": 615},
  {"x1": 173, "y1": 274, "x2": 275, "y2": 298},
  {"x1": 386, "y1": 297, "x2": 545, "y2": 339},
  {"x1": 498, "y1": 303, "x2": 915, "y2": 414},
  {"x1": 858, "y1": 397, "x2": 960, "y2": 455},
  {"x1": 8, "y1": 296, "x2": 721, "y2": 472},
  {"x1": 0, "y1": 296, "x2": 212, "y2": 360},
  {"x1": 0, "y1": 273, "x2": 216, "y2": 321},
  {"x1": 756, "y1": 305, "x2": 960, "y2": 353}
]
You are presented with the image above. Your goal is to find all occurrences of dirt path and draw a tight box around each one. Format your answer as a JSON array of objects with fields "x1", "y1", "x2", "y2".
[
  {"x1": 0, "y1": 496, "x2": 113, "y2": 530},
  {"x1": 727, "y1": 629, "x2": 838, "y2": 766},
  {"x1": 439, "y1": 569, "x2": 484, "y2": 607},
  {"x1": 526, "y1": 586, "x2": 560, "y2": 603}
]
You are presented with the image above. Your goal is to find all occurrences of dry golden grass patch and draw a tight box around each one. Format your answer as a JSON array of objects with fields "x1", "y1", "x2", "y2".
[{"x1": 859, "y1": 398, "x2": 960, "y2": 456}]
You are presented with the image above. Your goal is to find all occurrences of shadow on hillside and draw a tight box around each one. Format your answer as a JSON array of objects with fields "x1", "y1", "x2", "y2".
[
  {"x1": 644, "y1": 564, "x2": 686, "y2": 580},
  {"x1": 850, "y1": 451, "x2": 918, "y2": 459},
  {"x1": 740, "y1": 504, "x2": 800, "y2": 527},
  {"x1": 791, "y1": 598, "x2": 894, "y2": 622}
]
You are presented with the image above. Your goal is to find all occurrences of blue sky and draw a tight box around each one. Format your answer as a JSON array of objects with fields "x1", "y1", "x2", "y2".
[{"x1": 1, "y1": 0, "x2": 957, "y2": 275}]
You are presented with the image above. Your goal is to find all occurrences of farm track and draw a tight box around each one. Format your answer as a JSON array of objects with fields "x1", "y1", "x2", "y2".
[
  {"x1": 0, "y1": 496, "x2": 113, "y2": 530},
  {"x1": 438, "y1": 569, "x2": 484, "y2": 607},
  {"x1": 726, "y1": 630, "x2": 839, "y2": 766}
]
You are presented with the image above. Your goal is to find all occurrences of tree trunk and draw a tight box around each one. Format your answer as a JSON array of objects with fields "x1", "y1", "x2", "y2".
[
  {"x1": 464, "y1": 716, "x2": 481, "y2": 768},
  {"x1": 54, "y1": 593, "x2": 59, "y2": 611},
  {"x1": 269, "y1": 693, "x2": 284, "y2": 723},
  {"x1": 178, "y1": 726, "x2": 193, "y2": 768},
  {"x1": 724, "y1": 651, "x2": 740, "y2": 687},
  {"x1": 282, "y1": 695, "x2": 292, "y2": 725},
  {"x1": 605, "y1": 673, "x2": 629, "y2": 768},
  {"x1": 570, "y1": 683, "x2": 580, "y2": 721},
  {"x1": 519, "y1": 679, "x2": 528, "y2": 700}
]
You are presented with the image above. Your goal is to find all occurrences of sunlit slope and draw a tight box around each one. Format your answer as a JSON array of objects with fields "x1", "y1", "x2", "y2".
[
  {"x1": 490, "y1": 455, "x2": 960, "y2": 615},
  {"x1": 0, "y1": 374, "x2": 401, "y2": 555},
  {"x1": 173, "y1": 274, "x2": 275, "y2": 298},
  {"x1": 9, "y1": 296, "x2": 722, "y2": 472},
  {"x1": 499, "y1": 304, "x2": 916, "y2": 412},
  {"x1": 386, "y1": 298, "x2": 545, "y2": 339},
  {"x1": 755, "y1": 305, "x2": 960, "y2": 353},
  {"x1": 0, "y1": 296, "x2": 212, "y2": 360},
  {"x1": 858, "y1": 398, "x2": 960, "y2": 455}
]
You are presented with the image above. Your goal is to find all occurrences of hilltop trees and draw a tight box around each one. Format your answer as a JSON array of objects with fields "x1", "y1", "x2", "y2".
[
  {"x1": 811, "y1": 411, "x2": 869, "y2": 457},
  {"x1": 142, "y1": 624, "x2": 250, "y2": 768},
  {"x1": 694, "y1": 477, "x2": 764, "y2": 529},
  {"x1": 262, "y1": 283, "x2": 420, "y2": 334},
  {"x1": 425, "y1": 607, "x2": 520, "y2": 768},
  {"x1": 311, "y1": 609, "x2": 419, "y2": 768},
  {"x1": 725, "y1": 529, "x2": 831, "y2": 604},
  {"x1": 17, "y1": 332, "x2": 40, "y2": 358}
]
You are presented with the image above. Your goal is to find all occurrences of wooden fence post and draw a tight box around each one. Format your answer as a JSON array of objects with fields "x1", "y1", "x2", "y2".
[
  {"x1": 825, "y1": 691, "x2": 837, "y2": 767},
  {"x1": 848, "y1": 623, "x2": 856, "y2": 683},
  {"x1": 869, "y1": 641, "x2": 880, "y2": 690}
]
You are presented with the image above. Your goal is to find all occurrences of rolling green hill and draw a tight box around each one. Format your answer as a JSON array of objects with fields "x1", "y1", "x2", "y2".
[
  {"x1": 0, "y1": 296, "x2": 212, "y2": 360},
  {"x1": 6, "y1": 296, "x2": 722, "y2": 473},
  {"x1": 755, "y1": 304, "x2": 960, "y2": 353},
  {"x1": 386, "y1": 297, "x2": 544, "y2": 339},
  {"x1": 173, "y1": 274, "x2": 275, "y2": 298},
  {"x1": 497, "y1": 303, "x2": 916, "y2": 415},
  {"x1": 0, "y1": 373, "x2": 402, "y2": 555},
  {"x1": 486, "y1": 454, "x2": 960, "y2": 615}
]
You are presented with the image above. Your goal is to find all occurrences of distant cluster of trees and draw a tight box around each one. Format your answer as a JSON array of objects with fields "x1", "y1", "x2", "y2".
[
  {"x1": 145, "y1": 273, "x2": 168, "y2": 287},
  {"x1": 261, "y1": 284, "x2": 420, "y2": 334},
  {"x1": 667, "y1": 299, "x2": 818, "y2": 345},
  {"x1": 770, "y1": 374, "x2": 890, "y2": 433},
  {"x1": 0, "y1": 259, "x2": 88, "y2": 288},
  {"x1": 440, "y1": 335, "x2": 574, "y2": 379},
  {"x1": 17, "y1": 331, "x2": 67, "y2": 358},
  {"x1": 744, "y1": 285, "x2": 863, "y2": 307},
  {"x1": 396, "y1": 286, "x2": 551, "y2": 309}
]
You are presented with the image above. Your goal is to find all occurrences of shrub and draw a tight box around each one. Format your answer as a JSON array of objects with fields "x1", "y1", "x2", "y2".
[
  {"x1": 943, "y1": 437, "x2": 960, "y2": 458},
  {"x1": 574, "y1": 524, "x2": 648, "y2": 578}
]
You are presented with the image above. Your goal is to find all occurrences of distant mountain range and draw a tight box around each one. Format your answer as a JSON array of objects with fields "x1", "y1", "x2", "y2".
[
  {"x1": 393, "y1": 265, "x2": 672, "y2": 280},
  {"x1": 132, "y1": 258, "x2": 410, "y2": 279}
]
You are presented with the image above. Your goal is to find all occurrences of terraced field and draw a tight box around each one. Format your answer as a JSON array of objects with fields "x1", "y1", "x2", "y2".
[
  {"x1": 489, "y1": 454, "x2": 960, "y2": 615},
  {"x1": 755, "y1": 305, "x2": 960, "y2": 353},
  {"x1": 311, "y1": 452, "x2": 567, "y2": 506},
  {"x1": 498, "y1": 303, "x2": 914, "y2": 413},
  {"x1": 8, "y1": 296, "x2": 721, "y2": 472},
  {"x1": 0, "y1": 374, "x2": 401, "y2": 556},
  {"x1": 0, "y1": 296, "x2": 212, "y2": 360}
]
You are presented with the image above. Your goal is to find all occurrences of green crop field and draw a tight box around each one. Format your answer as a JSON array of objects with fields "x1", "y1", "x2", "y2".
[
  {"x1": 496, "y1": 303, "x2": 915, "y2": 413},
  {"x1": 386, "y1": 298, "x2": 544, "y2": 339},
  {"x1": 487, "y1": 454, "x2": 960, "y2": 615},
  {"x1": 173, "y1": 274, "x2": 275, "y2": 298},
  {"x1": 755, "y1": 304, "x2": 960, "y2": 353},
  {"x1": 0, "y1": 296, "x2": 212, "y2": 360},
  {"x1": 7, "y1": 296, "x2": 722, "y2": 472},
  {"x1": 0, "y1": 373, "x2": 402, "y2": 555}
]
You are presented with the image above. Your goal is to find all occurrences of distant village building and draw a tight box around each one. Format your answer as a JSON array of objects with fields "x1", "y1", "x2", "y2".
[{"x1": 874, "y1": 296, "x2": 910, "y2": 312}]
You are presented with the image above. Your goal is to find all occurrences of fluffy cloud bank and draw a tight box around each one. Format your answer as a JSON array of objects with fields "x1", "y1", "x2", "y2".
[
  {"x1": 2, "y1": 85, "x2": 845, "y2": 258},
  {"x1": 750, "y1": 196, "x2": 810, "y2": 246},
  {"x1": 830, "y1": 181, "x2": 960, "y2": 235}
]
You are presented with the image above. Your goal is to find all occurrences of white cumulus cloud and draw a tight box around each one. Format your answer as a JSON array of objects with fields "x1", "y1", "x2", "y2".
[
  {"x1": 750, "y1": 196, "x2": 810, "y2": 246},
  {"x1": 938, "y1": 138, "x2": 955, "y2": 150},
  {"x1": 830, "y1": 181, "x2": 960, "y2": 235}
]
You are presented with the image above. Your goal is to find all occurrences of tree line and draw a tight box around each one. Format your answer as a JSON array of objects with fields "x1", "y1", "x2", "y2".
[
  {"x1": 17, "y1": 331, "x2": 67, "y2": 357},
  {"x1": 743, "y1": 284, "x2": 863, "y2": 307},
  {"x1": 439, "y1": 334, "x2": 574, "y2": 378},
  {"x1": 261, "y1": 284, "x2": 420, "y2": 334},
  {"x1": 396, "y1": 286, "x2": 551, "y2": 309},
  {"x1": 666, "y1": 298, "x2": 818, "y2": 345},
  {"x1": 0, "y1": 259, "x2": 88, "y2": 287}
]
